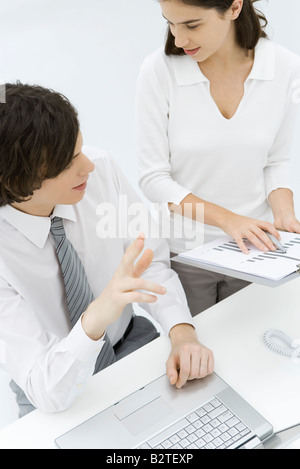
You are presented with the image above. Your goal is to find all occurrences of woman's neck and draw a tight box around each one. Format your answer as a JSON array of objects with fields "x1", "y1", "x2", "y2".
[{"x1": 200, "y1": 26, "x2": 252, "y2": 72}]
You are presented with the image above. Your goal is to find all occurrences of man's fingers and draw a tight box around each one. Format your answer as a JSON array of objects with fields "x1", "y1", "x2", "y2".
[
  {"x1": 198, "y1": 350, "x2": 214, "y2": 378},
  {"x1": 122, "y1": 277, "x2": 166, "y2": 296},
  {"x1": 133, "y1": 249, "x2": 153, "y2": 278},
  {"x1": 122, "y1": 291, "x2": 159, "y2": 305},
  {"x1": 119, "y1": 233, "x2": 146, "y2": 273},
  {"x1": 166, "y1": 355, "x2": 179, "y2": 386},
  {"x1": 166, "y1": 360, "x2": 177, "y2": 385},
  {"x1": 174, "y1": 349, "x2": 191, "y2": 389},
  {"x1": 167, "y1": 345, "x2": 215, "y2": 388}
]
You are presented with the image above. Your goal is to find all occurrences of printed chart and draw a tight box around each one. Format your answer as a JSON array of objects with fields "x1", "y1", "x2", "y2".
[{"x1": 179, "y1": 232, "x2": 300, "y2": 281}]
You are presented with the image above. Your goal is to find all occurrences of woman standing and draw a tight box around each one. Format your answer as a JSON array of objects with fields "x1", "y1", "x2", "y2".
[{"x1": 136, "y1": 0, "x2": 300, "y2": 316}]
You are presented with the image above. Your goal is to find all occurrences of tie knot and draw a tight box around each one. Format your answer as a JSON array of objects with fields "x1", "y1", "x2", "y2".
[{"x1": 50, "y1": 216, "x2": 65, "y2": 238}]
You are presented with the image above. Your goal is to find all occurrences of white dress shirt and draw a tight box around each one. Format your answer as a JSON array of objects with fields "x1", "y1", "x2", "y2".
[
  {"x1": 136, "y1": 39, "x2": 300, "y2": 253},
  {"x1": 0, "y1": 146, "x2": 193, "y2": 413}
]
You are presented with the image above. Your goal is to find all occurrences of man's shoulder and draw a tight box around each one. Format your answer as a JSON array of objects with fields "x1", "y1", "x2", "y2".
[
  {"x1": 82, "y1": 145, "x2": 113, "y2": 165},
  {"x1": 83, "y1": 145, "x2": 119, "y2": 178},
  {"x1": 82, "y1": 146, "x2": 122, "y2": 199}
]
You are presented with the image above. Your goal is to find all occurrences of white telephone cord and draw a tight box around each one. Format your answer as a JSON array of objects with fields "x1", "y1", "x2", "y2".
[{"x1": 263, "y1": 329, "x2": 300, "y2": 358}]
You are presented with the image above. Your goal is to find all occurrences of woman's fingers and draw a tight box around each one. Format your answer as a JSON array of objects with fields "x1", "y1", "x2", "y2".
[{"x1": 233, "y1": 221, "x2": 282, "y2": 254}]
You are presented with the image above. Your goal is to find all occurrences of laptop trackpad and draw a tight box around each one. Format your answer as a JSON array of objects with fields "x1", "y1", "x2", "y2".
[{"x1": 118, "y1": 397, "x2": 173, "y2": 436}]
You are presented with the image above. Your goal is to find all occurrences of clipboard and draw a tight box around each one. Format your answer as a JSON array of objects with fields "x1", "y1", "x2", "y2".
[
  {"x1": 172, "y1": 254, "x2": 300, "y2": 287},
  {"x1": 173, "y1": 232, "x2": 300, "y2": 287}
]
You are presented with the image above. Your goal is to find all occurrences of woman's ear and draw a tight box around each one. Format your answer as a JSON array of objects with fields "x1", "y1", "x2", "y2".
[{"x1": 230, "y1": 0, "x2": 244, "y2": 21}]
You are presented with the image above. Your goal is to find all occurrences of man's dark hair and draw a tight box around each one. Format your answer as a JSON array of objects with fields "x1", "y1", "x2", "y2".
[
  {"x1": 161, "y1": 0, "x2": 268, "y2": 55},
  {"x1": 0, "y1": 83, "x2": 80, "y2": 206}
]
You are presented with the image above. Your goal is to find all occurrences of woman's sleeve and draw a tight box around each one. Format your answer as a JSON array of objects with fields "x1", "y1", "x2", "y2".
[
  {"x1": 136, "y1": 53, "x2": 192, "y2": 205},
  {"x1": 264, "y1": 65, "x2": 300, "y2": 198},
  {"x1": 108, "y1": 157, "x2": 194, "y2": 335}
]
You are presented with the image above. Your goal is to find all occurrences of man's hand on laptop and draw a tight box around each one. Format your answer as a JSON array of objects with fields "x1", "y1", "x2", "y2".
[{"x1": 167, "y1": 324, "x2": 214, "y2": 388}]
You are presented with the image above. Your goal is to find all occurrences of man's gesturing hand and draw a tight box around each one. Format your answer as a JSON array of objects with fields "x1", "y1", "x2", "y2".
[{"x1": 82, "y1": 234, "x2": 166, "y2": 341}]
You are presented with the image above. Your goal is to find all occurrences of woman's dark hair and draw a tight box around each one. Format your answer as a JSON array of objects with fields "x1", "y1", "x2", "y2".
[
  {"x1": 0, "y1": 83, "x2": 80, "y2": 206},
  {"x1": 161, "y1": 0, "x2": 268, "y2": 55}
]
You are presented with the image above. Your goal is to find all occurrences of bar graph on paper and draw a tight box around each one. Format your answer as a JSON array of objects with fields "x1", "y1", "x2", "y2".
[{"x1": 179, "y1": 232, "x2": 300, "y2": 281}]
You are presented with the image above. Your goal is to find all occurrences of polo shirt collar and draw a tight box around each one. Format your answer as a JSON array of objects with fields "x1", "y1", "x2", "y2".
[
  {"x1": 247, "y1": 38, "x2": 275, "y2": 81},
  {"x1": 172, "y1": 54, "x2": 209, "y2": 86},
  {"x1": 172, "y1": 38, "x2": 275, "y2": 86},
  {"x1": 0, "y1": 204, "x2": 76, "y2": 249}
]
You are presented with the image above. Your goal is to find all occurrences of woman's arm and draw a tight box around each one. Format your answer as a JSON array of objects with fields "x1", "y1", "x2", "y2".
[
  {"x1": 169, "y1": 193, "x2": 281, "y2": 254},
  {"x1": 268, "y1": 188, "x2": 300, "y2": 233}
]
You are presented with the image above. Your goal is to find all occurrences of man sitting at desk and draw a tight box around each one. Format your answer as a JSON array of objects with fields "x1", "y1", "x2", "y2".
[{"x1": 0, "y1": 83, "x2": 214, "y2": 418}]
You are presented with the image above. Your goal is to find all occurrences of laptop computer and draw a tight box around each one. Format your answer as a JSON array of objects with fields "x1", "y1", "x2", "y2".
[{"x1": 55, "y1": 372, "x2": 274, "y2": 449}]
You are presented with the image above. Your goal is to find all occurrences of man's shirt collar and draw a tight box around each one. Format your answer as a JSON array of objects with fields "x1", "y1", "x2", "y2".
[{"x1": 0, "y1": 204, "x2": 76, "y2": 249}]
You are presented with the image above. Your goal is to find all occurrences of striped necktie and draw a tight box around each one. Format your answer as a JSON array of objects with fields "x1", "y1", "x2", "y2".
[{"x1": 50, "y1": 216, "x2": 116, "y2": 372}]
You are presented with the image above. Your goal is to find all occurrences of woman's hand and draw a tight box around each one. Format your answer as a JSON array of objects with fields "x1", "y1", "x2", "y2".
[
  {"x1": 171, "y1": 193, "x2": 283, "y2": 254},
  {"x1": 274, "y1": 214, "x2": 300, "y2": 234},
  {"x1": 221, "y1": 213, "x2": 281, "y2": 255},
  {"x1": 269, "y1": 188, "x2": 300, "y2": 234}
]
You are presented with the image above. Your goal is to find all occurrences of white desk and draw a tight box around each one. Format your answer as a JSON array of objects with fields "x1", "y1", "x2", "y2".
[{"x1": 1, "y1": 277, "x2": 300, "y2": 449}]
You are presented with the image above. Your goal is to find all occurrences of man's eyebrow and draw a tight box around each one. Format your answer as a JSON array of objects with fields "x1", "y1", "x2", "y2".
[
  {"x1": 73, "y1": 140, "x2": 83, "y2": 158},
  {"x1": 162, "y1": 14, "x2": 203, "y2": 25}
]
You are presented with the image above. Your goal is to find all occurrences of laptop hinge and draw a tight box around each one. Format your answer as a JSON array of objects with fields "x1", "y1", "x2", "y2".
[{"x1": 238, "y1": 436, "x2": 264, "y2": 449}]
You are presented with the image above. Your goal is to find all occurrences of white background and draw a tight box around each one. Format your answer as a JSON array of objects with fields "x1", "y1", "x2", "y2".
[{"x1": 0, "y1": 0, "x2": 300, "y2": 429}]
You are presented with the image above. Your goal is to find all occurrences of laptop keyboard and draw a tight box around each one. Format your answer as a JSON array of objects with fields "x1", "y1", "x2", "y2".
[{"x1": 138, "y1": 397, "x2": 251, "y2": 449}]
